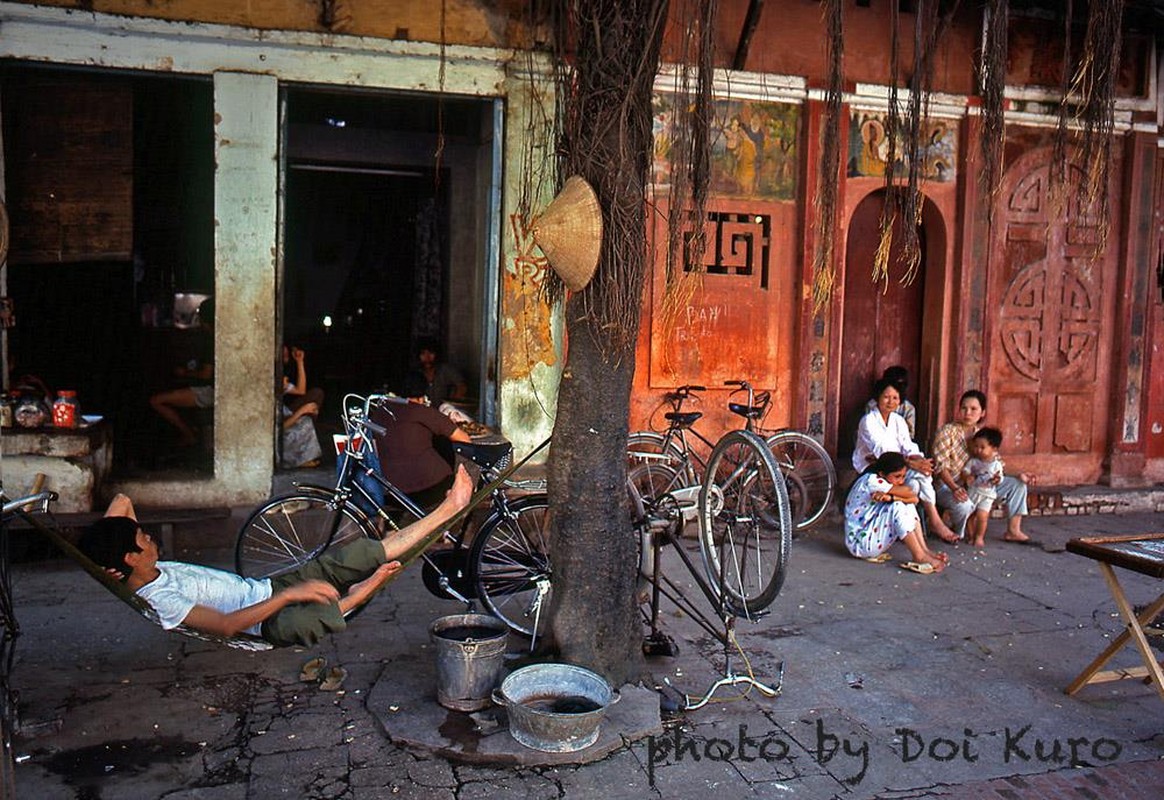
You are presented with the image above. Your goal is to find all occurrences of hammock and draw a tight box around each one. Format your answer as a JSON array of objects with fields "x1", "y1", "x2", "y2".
[
  {"x1": 12, "y1": 507, "x2": 274, "y2": 651},
  {"x1": 4, "y1": 436, "x2": 551, "y2": 651}
]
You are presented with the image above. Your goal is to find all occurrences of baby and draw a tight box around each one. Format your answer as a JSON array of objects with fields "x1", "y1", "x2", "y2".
[{"x1": 962, "y1": 427, "x2": 1005, "y2": 548}]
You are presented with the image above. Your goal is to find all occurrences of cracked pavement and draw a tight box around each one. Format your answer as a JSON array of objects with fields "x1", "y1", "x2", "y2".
[{"x1": 7, "y1": 509, "x2": 1164, "y2": 798}]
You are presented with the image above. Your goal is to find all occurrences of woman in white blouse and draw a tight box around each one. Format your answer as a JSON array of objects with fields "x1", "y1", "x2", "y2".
[{"x1": 853, "y1": 378, "x2": 959, "y2": 543}]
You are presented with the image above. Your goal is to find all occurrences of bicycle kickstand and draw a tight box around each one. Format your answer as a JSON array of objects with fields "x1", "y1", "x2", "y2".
[{"x1": 683, "y1": 614, "x2": 784, "y2": 711}]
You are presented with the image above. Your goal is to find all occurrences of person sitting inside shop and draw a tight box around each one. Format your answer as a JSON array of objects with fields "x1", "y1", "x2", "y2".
[
  {"x1": 149, "y1": 298, "x2": 215, "y2": 448},
  {"x1": 400, "y1": 338, "x2": 467, "y2": 407},
  {"x1": 280, "y1": 344, "x2": 324, "y2": 468},
  {"x1": 77, "y1": 467, "x2": 472, "y2": 648}
]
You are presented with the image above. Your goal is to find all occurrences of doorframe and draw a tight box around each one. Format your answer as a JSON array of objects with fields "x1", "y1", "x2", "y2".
[{"x1": 829, "y1": 185, "x2": 955, "y2": 455}]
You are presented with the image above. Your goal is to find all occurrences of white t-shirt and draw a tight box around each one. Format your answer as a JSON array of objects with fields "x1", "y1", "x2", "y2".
[
  {"x1": 852, "y1": 408, "x2": 922, "y2": 472},
  {"x1": 966, "y1": 456, "x2": 1004, "y2": 499},
  {"x1": 136, "y1": 562, "x2": 273, "y2": 635}
]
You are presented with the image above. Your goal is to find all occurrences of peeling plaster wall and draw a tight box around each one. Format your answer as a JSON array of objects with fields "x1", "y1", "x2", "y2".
[
  {"x1": 496, "y1": 67, "x2": 560, "y2": 459},
  {"x1": 8, "y1": 0, "x2": 538, "y2": 48}
]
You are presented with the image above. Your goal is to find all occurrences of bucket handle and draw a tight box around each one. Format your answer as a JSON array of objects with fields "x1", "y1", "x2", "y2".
[{"x1": 608, "y1": 688, "x2": 621, "y2": 706}]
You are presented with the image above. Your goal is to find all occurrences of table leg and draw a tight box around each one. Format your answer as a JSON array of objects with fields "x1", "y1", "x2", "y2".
[{"x1": 1065, "y1": 564, "x2": 1164, "y2": 701}]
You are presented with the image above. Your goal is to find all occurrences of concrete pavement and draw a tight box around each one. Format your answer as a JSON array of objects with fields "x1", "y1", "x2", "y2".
[{"x1": 7, "y1": 504, "x2": 1164, "y2": 798}]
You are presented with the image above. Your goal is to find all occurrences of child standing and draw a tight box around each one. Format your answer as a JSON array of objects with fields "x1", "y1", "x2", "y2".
[
  {"x1": 962, "y1": 427, "x2": 1005, "y2": 548},
  {"x1": 844, "y1": 451, "x2": 949, "y2": 573}
]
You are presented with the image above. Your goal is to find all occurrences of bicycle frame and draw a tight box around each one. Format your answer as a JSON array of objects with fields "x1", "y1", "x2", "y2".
[
  {"x1": 303, "y1": 394, "x2": 543, "y2": 605},
  {"x1": 631, "y1": 470, "x2": 784, "y2": 709},
  {"x1": 638, "y1": 493, "x2": 739, "y2": 644}
]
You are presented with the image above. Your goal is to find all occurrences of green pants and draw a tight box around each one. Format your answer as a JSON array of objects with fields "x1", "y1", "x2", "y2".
[{"x1": 261, "y1": 538, "x2": 387, "y2": 647}]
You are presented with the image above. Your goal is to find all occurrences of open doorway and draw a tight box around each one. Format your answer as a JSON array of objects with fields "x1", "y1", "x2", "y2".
[{"x1": 278, "y1": 87, "x2": 498, "y2": 468}]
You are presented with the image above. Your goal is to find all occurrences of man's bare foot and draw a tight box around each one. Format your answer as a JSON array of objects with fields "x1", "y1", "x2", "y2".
[{"x1": 1002, "y1": 532, "x2": 1031, "y2": 543}]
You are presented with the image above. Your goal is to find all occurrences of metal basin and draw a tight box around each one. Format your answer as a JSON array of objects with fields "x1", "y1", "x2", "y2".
[{"x1": 493, "y1": 663, "x2": 618, "y2": 753}]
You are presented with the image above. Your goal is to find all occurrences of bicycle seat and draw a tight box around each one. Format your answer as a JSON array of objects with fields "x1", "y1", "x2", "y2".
[
  {"x1": 453, "y1": 441, "x2": 513, "y2": 471},
  {"x1": 664, "y1": 411, "x2": 702, "y2": 428},
  {"x1": 728, "y1": 403, "x2": 766, "y2": 420}
]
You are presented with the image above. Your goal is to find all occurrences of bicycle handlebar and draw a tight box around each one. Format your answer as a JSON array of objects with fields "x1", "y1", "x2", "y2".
[{"x1": 2, "y1": 490, "x2": 57, "y2": 518}]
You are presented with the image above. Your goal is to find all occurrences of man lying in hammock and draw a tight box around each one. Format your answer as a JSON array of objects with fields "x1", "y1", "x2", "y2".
[{"x1": 78, "y1": 465, "x2": 473, "y2": 647}]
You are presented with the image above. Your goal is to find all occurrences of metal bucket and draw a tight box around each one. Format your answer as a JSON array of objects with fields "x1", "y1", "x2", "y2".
[
  {"x1": 493, "y1": 663, "x2": 619, "y2": 753},
  {"x1": 429, "y1": 614, "x2": 509, "y2": 712}
]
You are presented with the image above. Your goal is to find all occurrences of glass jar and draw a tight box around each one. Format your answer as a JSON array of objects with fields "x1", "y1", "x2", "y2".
[{"x1": 52, "y1": 390, "x2": 79, "y2": 429}]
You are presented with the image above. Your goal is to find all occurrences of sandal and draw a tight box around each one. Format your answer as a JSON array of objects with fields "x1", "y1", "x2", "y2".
[
  {"x1": 319, "y1": 666, "x2": 348, "y2": 692},
  {"x1": 899, "y1": 561, "x2": 936, "y2": 575},
  {"x1": 864, "y1": 553, "x2": 893, "y2": 564},
  {"x1": 299, "y1": 656, "x2": 327, "y2": 682}
]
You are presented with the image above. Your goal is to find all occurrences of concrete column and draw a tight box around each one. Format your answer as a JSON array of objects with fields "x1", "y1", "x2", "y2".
[
  {"x1": 496, "y1": 63, "x2": 560, "y2": 460},
  {"x1": 211, "y1": 70, "x2": 279, "y2": 500}
]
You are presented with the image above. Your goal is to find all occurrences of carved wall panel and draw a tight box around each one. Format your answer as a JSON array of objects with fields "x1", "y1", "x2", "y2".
[{"x1": 987, "y1": 149, "x2": 1116, "y2": 479}]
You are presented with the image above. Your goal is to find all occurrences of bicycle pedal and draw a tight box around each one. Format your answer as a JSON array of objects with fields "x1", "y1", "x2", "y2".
[
  {"x1": 657, "y1": 683, "x2": 687, "y2": 713},
  {"x1": 642, "y1": 632, "x2": 680, "y2": 658}
]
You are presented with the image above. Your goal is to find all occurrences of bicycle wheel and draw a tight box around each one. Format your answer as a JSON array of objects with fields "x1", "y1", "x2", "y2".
[
  {"x1": 470, "y1": 495, "x2": 552, "y2": 638},
  {"x1": 698, "y1": 429, "x2": 791, "y2": 617},
  {"x1": 236, "y1": 491, "x2": 377, "y2": 579},
  {"x1": 765, "y1": 430, "x2": 836, "y2": 531},
  {"x1": 628, "y1": 431, "x2": 696, "y2": 487},
  {"x1": 627, "y1": 458, "x2": 684, "y2": 506}
]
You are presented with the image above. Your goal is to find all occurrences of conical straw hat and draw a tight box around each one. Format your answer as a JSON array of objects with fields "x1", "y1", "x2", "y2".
[{"x1": 532, "y1": 175, "x2": 603, "y2": 292}]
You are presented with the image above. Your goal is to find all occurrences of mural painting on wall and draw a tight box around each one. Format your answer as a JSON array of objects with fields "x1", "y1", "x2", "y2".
[
  {"x1": 653, "y1": 95, "x2": 799, "y2": 201},
  {"x1": 648, "y1": 95, "x2": 799, "y2": 391},
  {"x1": 847, "y1": 111, "x2": 957, "y2": 182}
]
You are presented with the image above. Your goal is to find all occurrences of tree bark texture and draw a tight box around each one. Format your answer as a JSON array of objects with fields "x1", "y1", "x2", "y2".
[{"x1": 546, "y1": 0, "x2": 669, "y2": 686}]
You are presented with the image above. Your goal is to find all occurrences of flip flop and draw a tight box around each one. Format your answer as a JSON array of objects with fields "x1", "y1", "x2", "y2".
[
  {"x1": 899, "y1": 561, "x2": 936, "y2": 575},
  {"x1": 319, "y1": 666, "x2": 348, "y2": 692},
  {"x1": 864, "y1": 553, "x2": 893, "y2": 564},
  {"x1": 299, "y1": 656, "x2": 327, "y2": 682},
  {"x1": 1002, "y1": 537, "x2": 1042, "y2": 548}
]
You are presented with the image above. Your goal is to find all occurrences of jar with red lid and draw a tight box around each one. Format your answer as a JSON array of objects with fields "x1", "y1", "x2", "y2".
[{"x1": 52, "y1": 390, "x2": 79, "y2": 428}]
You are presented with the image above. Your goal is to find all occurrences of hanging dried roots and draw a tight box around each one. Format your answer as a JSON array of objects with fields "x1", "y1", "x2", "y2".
[{"x1": 811, "y1": 0, "x2": 844, "y2": 312}]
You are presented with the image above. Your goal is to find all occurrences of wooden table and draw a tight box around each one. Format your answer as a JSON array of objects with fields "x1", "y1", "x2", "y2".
[{"x1": 1065, "y1": 533, "x2": 1164, "y2": 702}]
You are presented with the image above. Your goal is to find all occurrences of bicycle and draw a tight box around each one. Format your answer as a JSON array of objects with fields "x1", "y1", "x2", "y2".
[
  {"x1": 628, "y1": 427, "x2": 791, "y2": 709},
  {"x1": 235, "y1": 394, "x2": 552, "y2": 640},
  {"x1": 627, "y1": 381, "x2": 836, "y2": 532},
  {"x1": 729, "y1": 382, "x2": 837, "y2": 532},
  {"x1": 0, "y1": 478, "x2": 55, "y2": 798}
]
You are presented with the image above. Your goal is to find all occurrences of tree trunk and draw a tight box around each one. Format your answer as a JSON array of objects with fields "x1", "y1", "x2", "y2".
[
  {"x1": 547, "y1": 320, "x2": 642, "y2": 683},
  {"x1": 546, "y1": 0, "x2": 669, "y2": 685}
]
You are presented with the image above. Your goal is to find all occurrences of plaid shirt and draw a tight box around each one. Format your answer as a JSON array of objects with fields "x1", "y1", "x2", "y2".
[{"x1": 931, "y1": 422, "x2": 970, "y2": 480}]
